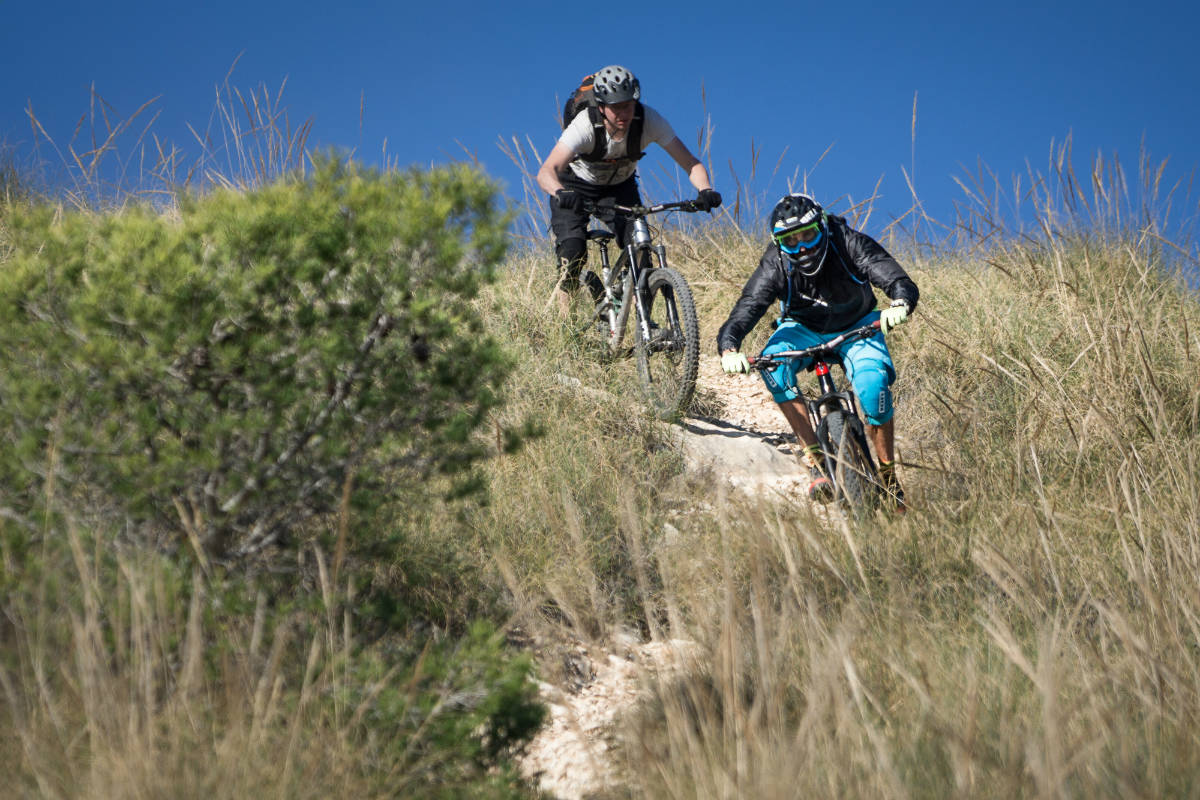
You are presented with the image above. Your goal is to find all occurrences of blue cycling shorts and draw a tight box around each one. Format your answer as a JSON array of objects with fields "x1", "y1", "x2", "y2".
[{"x1": 758, "y1": 311, "x2": 897, "y2": 425}]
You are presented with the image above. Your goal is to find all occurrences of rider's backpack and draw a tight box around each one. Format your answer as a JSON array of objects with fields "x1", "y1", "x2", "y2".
[{"x1": 561, "y1": 73, "x2": 645, "y2": 164}]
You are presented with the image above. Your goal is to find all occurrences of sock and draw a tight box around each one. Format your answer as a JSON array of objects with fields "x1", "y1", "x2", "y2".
[{"x1": 802, "y1": 443, "x2": 823, "y2": 470}]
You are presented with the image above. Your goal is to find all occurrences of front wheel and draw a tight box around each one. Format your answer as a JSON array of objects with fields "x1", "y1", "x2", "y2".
[
  {"x1": 819, "y1": 409, "x2": 881, "y2": 514},
  {"x1": 635, "y1": 267, "x2": 700, "y2": 420}
]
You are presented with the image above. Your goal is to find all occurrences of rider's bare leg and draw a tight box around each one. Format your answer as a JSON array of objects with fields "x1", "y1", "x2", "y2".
[
  {"x1": 553, "y1": 287, "x2": 571, "y2": 317},
  {"x1": 780, "y1": 398, "x2": 834, "y2": 500},
  {"x1": 865, "y1": 419, "x2": 895, "y2": 463},
  {"x1": 778, "y1": 399, "x2": 819, "y2": 449},
  {"x1": 867, "y1": 418, "x2": 905, "y2": 510}
]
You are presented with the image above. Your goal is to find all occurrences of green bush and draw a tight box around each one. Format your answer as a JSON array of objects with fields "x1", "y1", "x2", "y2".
[{"x1": 0, "y1": 156, "x2": 514, "y2": 564}]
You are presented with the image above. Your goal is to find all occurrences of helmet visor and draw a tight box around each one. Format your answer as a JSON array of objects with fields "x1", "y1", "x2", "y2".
[{"x1": 774, "y1": 222, "x2": 823, "y2": 254}]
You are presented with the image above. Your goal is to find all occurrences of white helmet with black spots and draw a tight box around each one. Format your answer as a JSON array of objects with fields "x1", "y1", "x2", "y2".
[
  {"x1": 769, "y1": 192, "x2": 829, "y2": 277},
  {"x1": 592, "y1": 65, "x2": 641, "y2": 105}
]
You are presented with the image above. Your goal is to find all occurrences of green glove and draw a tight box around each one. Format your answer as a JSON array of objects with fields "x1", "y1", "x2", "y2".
[
  {"x1": 721, "y1": 351, "x2": 751, "y2": 374},
  {"x1": 879, "y1": 300, "x2": 911, "y2": 334}
]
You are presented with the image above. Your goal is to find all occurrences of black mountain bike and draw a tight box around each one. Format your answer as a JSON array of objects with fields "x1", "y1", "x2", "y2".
[
  {"x1": 570, "y1": 199, "x2": 702, "y2": 420},
  {"x1": 749, "y1": 320, "x2": 888, "y2": 513}
]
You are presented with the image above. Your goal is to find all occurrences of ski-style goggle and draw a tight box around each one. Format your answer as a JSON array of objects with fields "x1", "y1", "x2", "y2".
[{"x1": 774, "y1": 222, "x2": 823, "y2": 254}]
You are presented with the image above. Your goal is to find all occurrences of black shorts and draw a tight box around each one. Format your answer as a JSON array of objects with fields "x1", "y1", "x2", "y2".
[{"x1": 549, "y1": 171, "x2": 642, "y2": 251}]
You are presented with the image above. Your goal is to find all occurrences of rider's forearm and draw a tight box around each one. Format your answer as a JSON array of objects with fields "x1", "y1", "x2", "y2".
[
  {"x1": 885, "y1": 278, "x2": 919, "y2": 314},
  {"x1": 536, "y1": 165, "x2": 565, "y2": 197},
  {"x1": 687, "y1": 162, "x2": 713, "y2": 192}
]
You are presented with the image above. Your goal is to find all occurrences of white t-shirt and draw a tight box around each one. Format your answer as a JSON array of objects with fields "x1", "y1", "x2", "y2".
[{"x1": 557, "y1": 103, "x2": 677, "y2": 185}]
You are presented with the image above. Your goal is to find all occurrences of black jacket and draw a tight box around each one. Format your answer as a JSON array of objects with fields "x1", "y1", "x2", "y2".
[{"x1": 716, "y1": 215, "x2": 919, "y2": 353}]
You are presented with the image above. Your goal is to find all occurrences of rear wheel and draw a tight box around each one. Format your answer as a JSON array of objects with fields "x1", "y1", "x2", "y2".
[
  {"x1": 819, "y1": 409, "x2": 881, "y2": 513},
  {"x1": 564, "y1": 269, "x2": 611, "y2": 355},
  {"x1": 635, "y1": 267, "x2": 700, "y2": 420}
]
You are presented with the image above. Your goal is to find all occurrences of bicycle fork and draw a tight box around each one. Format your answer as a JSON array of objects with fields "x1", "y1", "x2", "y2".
[
  {"x1": 807, "y1": 360, "x2": 877, "y2": 484},
  {"x1": 624, "y1": 218, "x2": 669, "y2": 342}
]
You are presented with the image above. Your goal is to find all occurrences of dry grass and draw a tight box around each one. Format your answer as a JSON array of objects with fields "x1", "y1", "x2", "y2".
[
  {"x1": 6, "y1": 69, "x2": 1200, "y2": 796},
  {"x1": 2, "y1": 527, "x2": 380, "y2": 798},
  {"x1": 480, "y1": 150, "x2": 1200, "y2": 797}
]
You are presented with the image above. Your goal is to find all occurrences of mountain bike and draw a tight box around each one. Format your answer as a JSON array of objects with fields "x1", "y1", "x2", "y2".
[
  {"x1": 748, "y1": 320, "x2": 889, "y2": 513},
  {"x1": 569, "y1": 198, "x2": 702, "y2": 420}
]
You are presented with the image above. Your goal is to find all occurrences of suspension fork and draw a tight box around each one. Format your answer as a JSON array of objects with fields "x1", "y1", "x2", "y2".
[
  {"x1": 802, "y1": 359, "x2": 837, "y2": 434},
  {"x1": 813, "y1": 360, "x2": 837, "y2": 397},
  {"x1": 623, "y1": 241, "x2": 654, "y2": 336},
  {"x1": 809, "y1": 358, "x2": 876, "y2": 475},
  {"x1": 810, "y1": 359, "x2": 863, "y2": 419}
]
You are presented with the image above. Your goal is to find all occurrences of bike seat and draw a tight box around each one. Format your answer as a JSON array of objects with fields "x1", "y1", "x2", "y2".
[{"x1": 587, "y1": 228, "x2": 616, "y2": 243}]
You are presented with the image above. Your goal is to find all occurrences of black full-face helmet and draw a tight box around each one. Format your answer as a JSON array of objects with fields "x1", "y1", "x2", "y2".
[
  {"x1": 592, "y1": 65, "x2": 641, "y2": 105},
  {"x1": 769, "y1": 192, "x2": 829, "y2": 276}
]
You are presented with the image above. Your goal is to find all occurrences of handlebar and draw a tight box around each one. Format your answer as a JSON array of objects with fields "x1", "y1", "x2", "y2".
[
  {"x1": 580, "y1": 198, "x2": 703, "y2": 217},
  {"x1": 747, "y1": 321, "x2": 883, "y2": 370}
]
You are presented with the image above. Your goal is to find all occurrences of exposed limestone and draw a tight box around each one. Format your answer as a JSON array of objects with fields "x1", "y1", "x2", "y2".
[{"x1": 518, "y1": 355, "x2": 808, "y2": 798}]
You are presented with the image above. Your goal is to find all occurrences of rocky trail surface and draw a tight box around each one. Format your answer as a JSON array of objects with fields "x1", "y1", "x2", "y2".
[{"x1": 518, "y1": 355, "x2": 814, "y2": 799}]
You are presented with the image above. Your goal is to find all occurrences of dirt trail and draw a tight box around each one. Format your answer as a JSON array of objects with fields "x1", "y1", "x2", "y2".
[{"x1": 518, "y1": 355, "x2": 810, "y2": 799}]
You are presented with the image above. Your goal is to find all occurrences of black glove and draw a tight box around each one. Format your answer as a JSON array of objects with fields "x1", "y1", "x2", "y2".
[
  {"x1": 593, "y1": 196, "x2": 617, "y2": 224},
  {"x1": 555, "y1": 188, "x2": 580, "y2": 211},
  {"x1": 695, "y1": 188, "x2": 722, "y2": 212}
]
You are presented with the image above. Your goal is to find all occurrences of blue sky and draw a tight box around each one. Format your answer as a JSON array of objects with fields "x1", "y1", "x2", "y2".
[{"x1": 3, "y1": 0, "x2": 1198, "y2": 244}]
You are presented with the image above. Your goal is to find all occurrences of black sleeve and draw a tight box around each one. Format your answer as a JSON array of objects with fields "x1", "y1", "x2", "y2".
[
  {"x1": 716, "y1": 246, "x2": 783, "y2": 353},
  {"x1": 842, "y1": 226, "x2": 919, "y2": 313}
]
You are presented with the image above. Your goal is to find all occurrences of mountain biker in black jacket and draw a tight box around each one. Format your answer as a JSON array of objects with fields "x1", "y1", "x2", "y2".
[{"x1": 716, "y1": 192, "x2": 919, "y2": 510}]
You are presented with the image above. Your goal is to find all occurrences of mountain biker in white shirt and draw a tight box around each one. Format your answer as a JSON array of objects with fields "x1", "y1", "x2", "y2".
[{"x1": 536, "y1": 65, "x2": 721, "y2": 314}]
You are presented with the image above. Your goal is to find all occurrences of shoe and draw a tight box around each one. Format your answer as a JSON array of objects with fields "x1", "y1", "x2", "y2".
[
  {"x1": 644, "y1": 320, "x2": 673, "y2": 349},
  {"x1": 880, "y1": 467, "x2": 907, "y2": 514},
  {"x1": 581, "y1": 271, "x2": 605, "y2": 303},
  {"x1": 807, "y1": 466, "x2": 834, "y2": 503}
]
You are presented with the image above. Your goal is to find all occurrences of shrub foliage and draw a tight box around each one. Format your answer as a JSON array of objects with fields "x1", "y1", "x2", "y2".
[{"x1": 0, "y1": 156, "x2": 512, "y2": 563}]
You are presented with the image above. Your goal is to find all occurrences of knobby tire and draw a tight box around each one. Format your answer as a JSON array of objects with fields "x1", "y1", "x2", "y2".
[
  {"x1": 635, "y1": 267, "x2": 700, "y2": 420},
  {"x1": 820, "y1": 409, "x2": 880, "y2": 514}
]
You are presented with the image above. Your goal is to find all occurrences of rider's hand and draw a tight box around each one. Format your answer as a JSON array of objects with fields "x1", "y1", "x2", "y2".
[
  {"x1": 695, "y1": 188, "x2": 722, "y2": 212},
  {"x1": 555, "y1": 188, "x2": 580, "y2": 211},
  {"x1": 593, "y1": 196, "x2": 617, "y2": 223},
  {"x1": 879, "y1": 299, "x2": 911, "y2": 334},
  {"x1": 721, "y1": 350, "x2": 751, "y2": 374}
]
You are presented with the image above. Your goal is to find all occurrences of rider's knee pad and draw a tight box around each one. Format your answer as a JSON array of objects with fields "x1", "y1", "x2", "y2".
[
  {"x1": 760, "y1": 360, "x2": 803, "y2": 404},
  {"x1": 853, "y1": 365, "x2": 894, "y2": 425},
  {"x1": 555, "y1": 237, "x2": 587, "y2": 286},
  {"x1": 760, "y1": 370, "x2": 790, "y2": 404}
]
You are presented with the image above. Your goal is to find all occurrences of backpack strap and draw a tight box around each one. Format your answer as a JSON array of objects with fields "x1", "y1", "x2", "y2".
[
  {"x1": 582, "y1": 105, "x2": 608, "y2": 162},
  {"x1": 576, "y1": 102, "x2": 646, "y2": 163},
  {"x1": 626, "y1": 102, "x2": 645, "y2": 161}
]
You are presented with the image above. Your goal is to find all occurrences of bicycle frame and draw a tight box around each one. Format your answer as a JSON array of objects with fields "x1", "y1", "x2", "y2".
[
  {"x1": 750, "y1": 322, "x2": 884, "y2": 507},
  {"x1": 804, "y1": 346, "x2": 865, "y2": 430},
  {"x1": 585, "y1": 200, "x2": 698, "y2": 350},
  {"x1": 574, "y1": 198, "x2": 703, "y2": 419}
]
